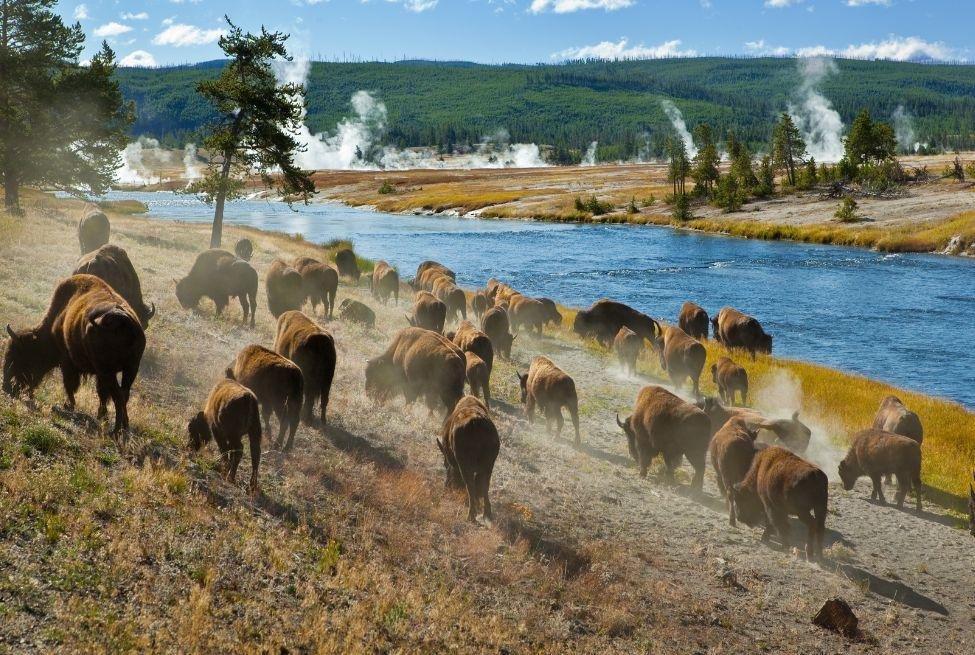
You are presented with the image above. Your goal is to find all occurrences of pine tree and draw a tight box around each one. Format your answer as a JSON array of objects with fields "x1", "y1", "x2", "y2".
[
  {"x1": 844, "y1": 108, "x2": 896, "y2": 168},
  {"x1": 726, "y1": 131, "x2": 757, "y2": 189},
  {"x1": 666, "y1": 136, "x2": 690, "y2": 198},
  {"x1": 691, "y1": 124, "x2": 719, "y2": 196},
  {"x1": 192, "y1": 19, "x2": 315, "y2": 247},
  {"x1": 0, "y1": 1, "x2": 132, "y2": 213},
  {"x1": 771, "y1": 112, "x2": 806, "y2": 187}
]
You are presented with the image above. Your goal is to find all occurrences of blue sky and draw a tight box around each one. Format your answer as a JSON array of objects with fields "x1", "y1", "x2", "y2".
[{"x1": 65, "y1": 1, "x2": 973, "y2": 67}]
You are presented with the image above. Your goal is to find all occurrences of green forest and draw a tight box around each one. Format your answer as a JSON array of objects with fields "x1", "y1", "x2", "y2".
[{"x1": 116, "y1": 56, "x2": 975, "y2": 163}]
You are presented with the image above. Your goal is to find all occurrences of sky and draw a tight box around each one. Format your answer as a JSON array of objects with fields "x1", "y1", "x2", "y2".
[{"x1": 64, "y1": 1, "x2": 973, "y2": 68}]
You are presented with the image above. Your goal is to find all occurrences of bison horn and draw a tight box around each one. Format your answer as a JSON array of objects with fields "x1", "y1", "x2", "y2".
[
  {"x1": 146, "y1": 302, "x2": 156, "y2": 319},
  {"x1": 616, "y1": 413, "x2": 625, "y2": 429},
  {"x1": 5, "y1": 324, "x2": 14, "y2": 338}
]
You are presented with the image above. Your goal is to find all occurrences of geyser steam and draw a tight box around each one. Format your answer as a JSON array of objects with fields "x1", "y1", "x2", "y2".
[
  {"x1": 660, "y1": 100, "x2": 697, "y2": 158},
  {"x1": 788, "y1": 58, "x2": 845, "y2": 163}
]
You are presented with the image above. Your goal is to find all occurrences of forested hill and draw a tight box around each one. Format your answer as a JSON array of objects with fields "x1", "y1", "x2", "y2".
[{"x1": 116, "y1": 56, "x2": 975, "y2": 161}]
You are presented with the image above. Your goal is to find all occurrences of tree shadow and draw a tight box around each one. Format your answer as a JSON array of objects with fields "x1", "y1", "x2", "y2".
[
  {"x1": 323, "y1": 422, "x2": 405, "y2": 471},
  {"x1": 827, "y1": 562, "x2": 949, "y2": 616}
]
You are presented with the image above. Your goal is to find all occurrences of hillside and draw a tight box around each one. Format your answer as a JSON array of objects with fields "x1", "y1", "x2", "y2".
[
  {"x1": 0, "y1": 194, "x2": 973, "y2": 651},
  {"x1": 116, "y1": 57, "x2": 975, "y2": 159}
]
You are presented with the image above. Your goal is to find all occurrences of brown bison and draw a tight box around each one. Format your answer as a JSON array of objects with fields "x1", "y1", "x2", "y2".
[
  {"x1": 463, "y1": 352, "x2": 491, "y2": 409},
  {"x1": 518, "y1": 356, "x2": 580, "y2": 445},
  {"x1": 711, "y1": 307, "x2": 772, "y2": 359},
  {"x1": 651, "y1": 325, "x2": 706, "y2": 397},
  {"x1": 471, "y1": 291, "x2": 490, "y2": 321},
  {"x1": 188, "y1": 378, "x2": 262, "y2": 494},
  {"x1": 838, "y1": 429, "x2": 922, "y2": 513},
  {"x1": 334, "y1": 248, "x2": 361, "y2": 282},
  {"x1": 74, "y1": 245, "x2": 155, "y2": 328},
  {"x1": 365, "y1": 327, "x2": 466, "y2": 413},
  {"x1": 432, "y1": 276, "x2": 467, "y2": 323},
  {"x1": 407, "y1": 291, "x2": 447, "y2": 333},
  {"x1": 274, "y1": 311, "x2": 336, "y2": 425},
  {"x1": 370, "y1": 260, "x2": 400, "y2": 305},
  {"x1": 711, "y1": 356, "x2": 748, "y2": 405},
  {"x1": 678, "y1": 301, "x2": 709, "y2": 340},
  {"x1": 613, "y1": 326, "x2": 643, "y2": 375},
  {"x1": 872, "y1": 395, "x2": 923, "y2": 443},
  {"x1": 696, "y1": 397, "x2": 812, "y2": 453},
  {"x1": 416, "y1": 260, "x2": 455, "y2": 284},
  {"x1": 338, "y1": 298, "x2": 376, "y2": 328},
  {"x1": 573, "y1": 299, "x2": 658, "y2": 347},
  {"x1": 266, "y1": 260, "x2": 305, "y2": 319},
  {"x1": 616, "y1": 385, "x2": 710, "y2": 489},
  {"x1": 234, "y1": 238, "x2": 254, "y2": 261},
  {"x1": 3, "y1": 275, "x2": 145, "y2": 435},
  {"x1": 293, "y1": 256, "x2": 339, "y2": 319},
  {"x1": 437, "y1": 395, "x2": 500, "y2": 522},
  {"x1": 414, "y1": 265, "x2": 452, "y2": 292},
  {"x1": 710, "y1": 417, "x2": 761, "y2": 526},
  {"x1": 78, "y1": 210, "x2": 110, "y2": 254},
  {"x1": 480, "y1": 305, "x2": 515, "y2": 360},
  {"x1": 732, "y1": 446, "x2": 828, "y2": 560},
  {"x1": 508, "y1": 295, "x2": 547, "y2": 337},
  {"x1": 227, "y1": 345, "x2": 303, "y2": 452},
  {"x1": 537, "y1": 298, "x2": 563, "y2": 327},
  {"x1": 450, "y1": 320, "x2": 494, "y2": 408},
  {"x1": 176, "y1": 249, "x2": 257, "y2": 326}
]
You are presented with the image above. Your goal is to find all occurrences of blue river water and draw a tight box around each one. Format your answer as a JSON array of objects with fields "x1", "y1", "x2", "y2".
[{"x1": 106, "y1": 191, "x2": 975, "y2": 409}]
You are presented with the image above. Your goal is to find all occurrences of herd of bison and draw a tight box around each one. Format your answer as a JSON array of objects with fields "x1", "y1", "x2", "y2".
[{"x1": 2, "y1": 209, "x2": 972, "y2": 562}]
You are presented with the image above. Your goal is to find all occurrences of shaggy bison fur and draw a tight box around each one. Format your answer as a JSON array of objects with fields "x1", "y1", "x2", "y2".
[
  {"x1": 480, "y1": 306, "x2": 515, "y2": 360},
  {"x1": 616, "y1": 385, "x2": 710, "y2": 490},
  {"x1": 274, "y1": 311, "x2": 336, "y2": 425},
  {"x1": 838, "y1": 429, "x2": 922, "y2": 513},
  {"x1": 176, "y1": 249, "x2": 257, "y2": 326},
  {"x1": 712, "y1": 307, "x2": 772, "y2": 359},
  {"x1": 573, "y1": 299, "x2": 658, "y2": 347},
  {"x1": 365, "y1": 327, "x2": 466, "y2": 413},
  {"x1": 338, "y1": 298, "x2": 375, "y2": 328},
  {"x1": 508, "y1": 295, "x2": 547, "y2": 337},
  {"x1": 450, "y1": 320, "x2": 494, "y2": 408},
  {"x1": 78, "y1": 211, "x2": 110, "y2": 255},
  {"x1": 432, "y1": 276, "x2": 467, "y2": 324},
  {"x1": 732, "y1": 446, "x2": 828, "y2": 559},
  {"x1": 74, "y1": 245, "x2": 155, "y2": 328},
  {"x1": 711, "y1": 356, "x2": 748, "y2": 405},
  {"x1": 652, "y1": 325, "x2": 706, "y2": 397},
  {"x1": 293, "y1": 256, "x2": 339, "y2": 318},
  {"x1": 234, "y1": 238, "x2": 254, "y2": 261},
  {"x1": 266, "y1": 260, "x2": 305, "y2": 319},
  {"x1": 370, "y1": 260, "x2": 400, "y2": 305},
  {"x1": 188, "y1": 378, "x2": 262, "y2": 494},
  {"x1": 437, "y1": 395, "x2": 500, "y2": 522},
  {"x1": 227, "y1": 345, "x2": 303, "y2": 452},
  {"x1": 613, "y1": 326, "x2": 643, "y2": 375},
  {"x1": 518, "y1": 356, "x2": 580, "y2": 445},
  {"x1": 872, "y1": 395, "x2": 923, "y2": 444},
  {"x1": 3, "y1": 275, "x2": 145, "y2": 435},
  {"x1": 709, "y1": 417, "x2": 761, "y2": 525},
  {"x1": 408, "y1": 291, "x2": 447, "y2": 333},
  {"x1": 471, "y1": 291, "x2": 490, "y2": 321},
  {"x1": 334, "y1": 248, "x2": 361, "y2": 281},
  {"x1": 678, "y1": 301, "x2": 709, "y2": 341}
]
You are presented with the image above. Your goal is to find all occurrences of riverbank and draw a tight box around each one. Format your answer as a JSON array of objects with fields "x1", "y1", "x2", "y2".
[{"x1": 2, "y1": 193, "x2": 973, "y2": 651}]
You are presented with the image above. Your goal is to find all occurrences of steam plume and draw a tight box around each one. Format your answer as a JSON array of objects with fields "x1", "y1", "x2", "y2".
[
  {"x1": 581, "y1": 141, "x2": 598, "y2": 166},
  {"x1": 892, "y1": 105, "x2": 923, "y2": 153},
  {"x1": 788, "y1": 58, "x2": 845, "y2": 163},
  {"x1": 660, "y1": 100, "x2": 698, "y2": 158}
]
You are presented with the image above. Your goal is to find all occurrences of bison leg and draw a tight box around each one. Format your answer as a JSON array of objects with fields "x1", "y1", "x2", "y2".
[
  {"x1": 97, "y1": 373, "x2": 126, "y2": 435},
  {"x1": 770, "y1": 510, "x2": 791, "y2": 550},
  {"x1": 213, "y1": 294, "x2": 229, "y2": 316},
  {"x1": 60, "y1": 364, "x2": 81, "y2": 411},
  {"x1": 238, "y1": 294, "x2": 250, "y2": 325},
  {"x1": 283, "y1": 398, "x2": 301, "y2": 452},
  {"x1": 567, "y1": 399, "x2": 581, "y2": 446},
  {"x1": 525, "y1": 394, "x2": 535, "y2": 425},
  {"x1": 261, "y1": 403, "x2": 273, "y2": 442},
  {"x1": 893, "y1": 472, "x2": 910, "y2": 509},
  {"x1": 478, "y1": 470, "x2": 493, "y2": 521},
  {"x1": 302, "y1": 387, "x2": 316, "y2": 424},
  {"x1": 226, "y1": 448, "x2": 243, "y2": 483},
  {"x1": 248, "y1": 292, "x2": 257, "y2": 327},
  {"x1": 870, "y1": 474, "x2": 887, "y2": 504},
  {"x1": 691, "y1": 375, "x2": 701, "y2": 399},
  {"x1": 552, "y1": 407, "x2": 564, "y2": 438}
]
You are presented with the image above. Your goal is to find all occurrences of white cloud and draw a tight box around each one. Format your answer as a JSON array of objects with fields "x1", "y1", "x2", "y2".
[
  {"x1": 93, "y1": 22, "x2": 133, "y2": 37},
  {"x1": 152, "y1": 24, "x2": 226, "y2": 47},
  {"x1": 846, "y1": 0, "x2": 891, "y2": 5},
  {"x1": 398, "y1": 0, "x2": 439, "y2": 11},
  {"x1": 553, "y1": 38, "x2": 696, "y2": 61},
  {"x1": 800, "y1": 36, "x2": 955, "y2": 62},
  {"x1": 73, "y1": 4, "x2": 89, "y2": 20},
  {"x1": 119, "y1": 50, "x2": 157, "y2": 67},
  {"x1": 121, "y1": 12, "x2": 150, "y2": 20},
  {"x1": 764, "y1": 0, "x2": 802, "y2": 7},
  {"x1": 530, "y1": 0, "x2": 634, "y2": 13},
  {"x1": 744, "y1": 39, "x2": 791, "y2": 56}
]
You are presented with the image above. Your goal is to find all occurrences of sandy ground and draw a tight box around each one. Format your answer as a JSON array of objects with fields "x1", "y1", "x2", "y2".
[{"x1": 2, "y1": 200, "x2": 973, "y2": 652}]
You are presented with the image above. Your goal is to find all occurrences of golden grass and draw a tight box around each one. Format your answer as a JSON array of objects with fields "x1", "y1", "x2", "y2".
[{"x1": 97, "y1": 199, "x2": 149, "y2": 215}]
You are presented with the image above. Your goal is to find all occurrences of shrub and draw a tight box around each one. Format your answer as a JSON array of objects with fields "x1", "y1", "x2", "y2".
[
  {"x1": 641, "y1": 194, "x2": 656, "y2": 207},
  {"x1": 378, "y1": 180, "x2": 396, "y2": 194},
  {"x1": 834, "y1": 196, "x2": 861, "y2": 223},
  {"x1": 574, "y1": 195, "x2": 613, "y2": 215},
  {"x1": 627, "y1": 197, "x2": 639, "y2": 214},
  {"x1": 671, "y1": 193, "x2": 692, "y2": 222},
  {"x1": 21, "y1": 425, "x2": 62, "y2": 455}
]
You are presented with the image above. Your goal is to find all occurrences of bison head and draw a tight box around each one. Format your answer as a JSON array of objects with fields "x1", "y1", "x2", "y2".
[
  {"x1": 782, "y1": 412, "x2": 812, "y2": 453},
  {"x1": 837, "y1": 457, "x2": 859, "y2": 491},
  {"x1": 758, "y1": 333, "x2": 773, "y2": 355},
  {"x1": 187, "y1": 411, "x2": 212, "y2": 451},
  {"x1": 572, "y1": 311, "x2": 590, "y2": 337},
  {"x1": 435, "y1": 438, "x2": 462, "y2": 489},
  {"x1": 616, "y1": 413, "x2": 637, "y2": 460},
  {"x1": 365, "y1": 357, "x2": 395, "y2": 402},
  {"x1": 516, "y1": 372, "x2": 529, "y2": 403},
  {"x1": 731, "y1": 483, "x2": 763, "y2": 527},
  {"x1": 174, "y1": 277, "x2": 199, "y2": 309},
  {"x1": 710, "y1": 316, "x2": 720, "y2": 340},
  {"x1": 500, "y1": 332, "x2": 515, "y2": 359},
  {"x1": 234, "y1": 238, "x2": 253, "y2": 261},
  {"x1": 3, "y1": 325, "x2": 56, "y2": 397}
]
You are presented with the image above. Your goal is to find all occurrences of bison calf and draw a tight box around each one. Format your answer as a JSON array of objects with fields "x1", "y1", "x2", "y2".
[
  {"x1": 613, "y1": 326, "x2": 642, "y2": 375},
  {"x1": 732, "y1": 446, "x2": 828, "y2": 559},
  {"x1": 518, "y1": 356, "x2": 580, "y2": 445},
  {"x1": 437, "y1": 395, "x2": 500, "y2": 522},
  {"x1": 711, "y1": 356, "x2": 748, "y2": 405},
  {"x1": 227, "y1": 345, "x2": 303, "y2": 452},
  {"x1": 338, "y1": 298, "x2": 376, "y2": 328},
  {"x1": 188, "y1": 378, "x2": 262, "y2": 494},
  {"x1": 709, "y1": 417, "x2": 760, "y2": 525},
  {"x1": 334, "y1": 248, "x2": 361, "y2": 282},
  {"x1": 451, "y1": 320, "x2": 494, "y2": 409},
  {"x1": 480, "y1": 305, "x2": 515, "y2": 360},
  {"x1": 371, "y1": 260, "x2": 400, "y2": 305},
  {"x1": 274, "y1": 311, "x2": 336, "y2": 425},
  {"x1": 293, "y1": 256, "x2": 339, "y2": 319},
  {"x1": 838, "y1": 429, "x2": 922, "y2": 512}
]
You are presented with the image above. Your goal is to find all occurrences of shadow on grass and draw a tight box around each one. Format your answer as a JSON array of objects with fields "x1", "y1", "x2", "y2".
[
  {"x1": 828, "y1": 561, "x2": 949, "y2": 616},
  {"x1": 324, "y1": 421, "x2": 405, "y2": 471}
]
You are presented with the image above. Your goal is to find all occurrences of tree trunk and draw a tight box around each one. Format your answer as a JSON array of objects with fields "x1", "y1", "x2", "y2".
[
  {"x1": 3, "y1": 166, "x2": 20, "y2": 215},
  {"x1": 209, "y1": 153, "x2": 234, "y2": 248}
]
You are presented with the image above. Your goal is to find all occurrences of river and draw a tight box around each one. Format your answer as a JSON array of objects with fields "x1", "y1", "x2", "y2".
[{"x1": 104, "y1": 191, "x2": 975, "y2": 409}]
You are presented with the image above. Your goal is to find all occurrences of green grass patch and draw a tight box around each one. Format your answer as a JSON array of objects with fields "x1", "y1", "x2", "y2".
[{"x1": 98, "y1": 199, "x2": 149, "y2": 215}]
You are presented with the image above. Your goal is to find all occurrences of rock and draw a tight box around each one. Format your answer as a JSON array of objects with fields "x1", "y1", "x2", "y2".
[{"x1": 813, "y1": 597, "x2": 859, "y2": 638}]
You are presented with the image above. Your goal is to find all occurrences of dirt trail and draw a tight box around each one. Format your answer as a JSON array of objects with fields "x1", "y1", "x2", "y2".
[{"x1": 1, "y1": 204, "x2": 972, "y2": 652}]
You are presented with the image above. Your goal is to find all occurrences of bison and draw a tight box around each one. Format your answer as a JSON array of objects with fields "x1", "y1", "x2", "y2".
[
  {"x1": 334, "y1": 248, "x2": 361, "y2": 282},
  {"x1": 508, "y1": 295, "x2": 547, "y2": 337},
  {"x1": 838, "y1": 429, "x2": 922, "y2": 513},
  {"x1": 872, "y1": 395, "x2": 922, "y2": 444},
  {"x1": 616, "y1": 385, "x2": 710, "y2": 489},
  {"x1": 176, "y1": 249, "x2": 257, "y2": 326},
  {"x1": 678, "y1": 301, "x2": 709, "y2": 341},
  {"x1": 732, "y1": 446, "x2": 828, "y2": 560},
  {"x1": 711, "y1": 356, "x2": 748, "y2": 405},
  {"x1": 74, "y1": 245, "x2": 155, "y2": 328},
  {"x1": 537, "y1": 298, "x2": 563, "y2": 327},
  {"x1": 234, "y1": 238, "x2": 254, "y2": 261},
  {"x1": 463, "y1": 352, "x2": 491, "y2": 409},
  {"x1": 416, "y1": 260, "x2": 455, "y2": 284},
  {"x1": 471, "y1": 291, "x2": 489, "y2": 321},
  {"x1": 365, "y1": 327, "x2": 465, "y2": 413},
  {"x1": 518, "y1": 356, "x2": 580, "y2": 445},
  {"x1": 613, "y1": 326, "x2": 643, "y2": 375},
  {"x1": 437, "y1": 395, "x2": 500, "y2": 522},
  {"x1": 696, "y1": 397, "x2": 811, "y2": 454},
  {"x1": 481, "y1": 305, "x2": 515, "y2": 360},
  {"x1": 651, "y1": 325, "x2": 706, "y2": 397},
  {"x1": 188, "y1": 378, "x2": 262, "y2": 494},
  {"x1": 274, "y1": 311, "x2": 336, "y2": 425},
  {"x1": 408, "y1": 291, "x2": 447, "y2": 333},
  {"x1": 3, "y1": 275, "x2": 145, "y2": 435},
  {"x1": 78, "y1": 210, "x2": 110, "y2": 255},
  {"x1": 432, "y1": 276, "x2": 467, "y2": 324},
  {"x1": 712, "y1": 307, "x2": 772, "y2": 359},
  {"x1": 338, "y1": 299, "x2": 375, "y2": 328},
  {"x1": 227, "y1": 345, "x2": 303, "y2": 452},
  {"x1": 710, "y1": 417, "x2": 761, "y2": 526},
  {"x1": 266, "y1": 260, "x2": 305, "y2": 319},
  {"x1": 370, "y1": 260, "x2": 400, "y2": 305},
  {"x1": 573, "y1": 299, "x2": 658, "y2": 347},
  {"x1": 293, "y1": 256, "x2": 339, "y2": 319},
  {"x1": 450, "y1": 320, "x2": 494, "y2": 408}
]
